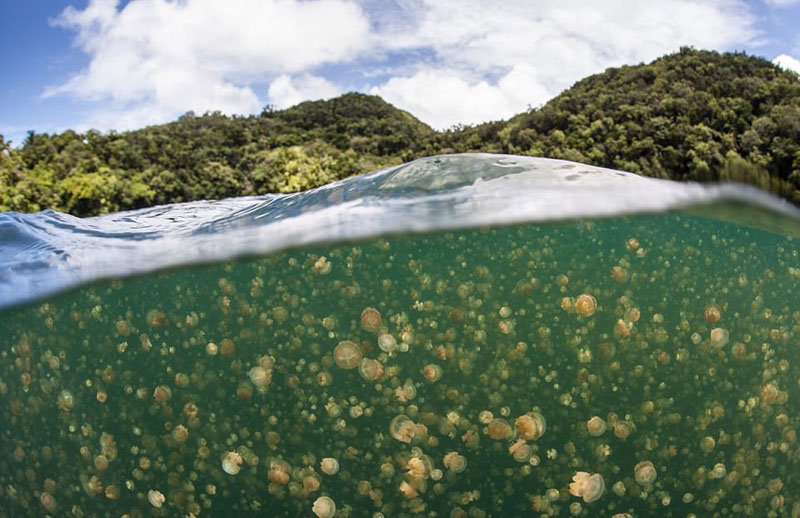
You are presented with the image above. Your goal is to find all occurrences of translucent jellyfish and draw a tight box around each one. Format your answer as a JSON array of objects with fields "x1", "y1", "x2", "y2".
[
  {"x1": 704, "y1": 304, "x2": 721, "y2": 324},
  {"x1": 171, "y1": 425, "x2": 189, "y2": 444},
  {"x1": 586, "y1": 416, "x2": 607, "y2": 437},
  {"x1": 422, "y1": 363, "x2": 443, "y2": 383},
  {"x1": 248, "y1": 366, "x2": 272, "y2": 388},
  {"x1": 443, "y1": 452, "x2": 467, "y2": 473},
  {"x1": 153, "y1": 385, "x2": 172, "y2": 404},
  {"x1": 57, "y1": 390, "x2": 75, "y2": 412},
  {"x1": 509, "y1": 440, "x2": 532, "y2": 462},
  {"x1": 147, "y1": 489, "x2": 166, "y2": 508},
  {"x1": 358, "y1": 358, "x2": 384, "y2": 381},
  {"x1": 361, "y1": 307, "x2": 382, "y2": 333},
  {"x1": 222, "y1": 451, "x2": 243, "y2": 475},
  {"x1": 320, "y1": 457, "x2": 340, "y2": 475},
  {"x1": 574, "y1": 294, "x2": 597, "y2": 317},
  {"x1": 634, "y1": 460, "x2": 657, "y2": 485},
  {"x1": 377, "y1": 333, "x2": 397, "y2": 353},
  {"x1": 487, "y1": 419, "x2": 513, "y2": 440},
  {"x1": 268, "y1": 459, "x2": 291, "y2": 485},
  {"x1": 710, "y1": 327, "x2": 729, "y2": 347},
  {"x1": 334, "y1": 340, "x2": 363, "y2": 370},
  {"x1": 40, "y1": 492, "x2": 57, "y2": 513},
  {"x1": 390, "y1": 415, "x2": 415, "y2": 443},
  {"x1": 569, "y1": 472, "x2": 605, "y2": 503},
  {"x1": 516, "y1": 412, "x2": 546, "y2": 441},
  {"x1": 312, "y1": 496, "x2": 336, "y2": 518}
]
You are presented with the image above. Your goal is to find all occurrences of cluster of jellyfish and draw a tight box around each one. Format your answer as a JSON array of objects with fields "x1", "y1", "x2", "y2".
[{"x1": 1, "y1": 212, "x2": 799, "y2": 518}]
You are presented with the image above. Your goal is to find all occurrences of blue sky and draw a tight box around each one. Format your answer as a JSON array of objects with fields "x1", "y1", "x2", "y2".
[{"x1": 1, "y1": 0, "x2": 799, "y2": 147}]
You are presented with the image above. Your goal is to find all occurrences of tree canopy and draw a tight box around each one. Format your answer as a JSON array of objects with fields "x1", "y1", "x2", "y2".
[{"x1": 2, "y1": 48, "x2": 798, "y2": 217}]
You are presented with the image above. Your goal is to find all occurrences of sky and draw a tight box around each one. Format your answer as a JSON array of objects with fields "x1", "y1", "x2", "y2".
[{"x1": 1, "y1": 0, "x2": 799, "y2": 147}]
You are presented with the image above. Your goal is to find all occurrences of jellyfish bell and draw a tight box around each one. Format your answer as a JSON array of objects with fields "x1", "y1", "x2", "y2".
[
  {"x1": 390, "y1": 414, "x2": 416, "y2": 443},
  {"x1": 587, "y1": 416, "x2": 607, "y2": 437},
  {"x1": 377, "y1": 333, "x2": 397, "y2": 353},
  {"x1": 704, "y1": 305, "x2": 722, "y2": 324},
  {"x1": 320, "y1": 457, "x2": 340, "y2": 475},
  {"x1": 334, "y1": 340, "x2": 363, "y2": 370},
  {"x1": 443, "y1": 452, "x2": 467, "y2": 473},
  {"x1": 222, "y1": 451, "x2": 243, "y2": 475},
  {"x1": 358, "y1": 358, "x2": 384, "y2": 381},
  {"x1": 569, "y1": 472, "x2": 605, "y2": 503},
  {"x1": 422, "y1": 364, "x2": 442, "y2": 383},
  {"x1": 361, "y1": 307, "x2": 382, "y2": 333},
  {"x1": 574, "y1": 294, "x2": 597, "y2": 317},
  {"x1": 312, "y1": 496, "x2": 336, "y2": 518},
  {"x1": 710, "y1": 327, "x2": 729, "y2": 347},
  {"x1": 147, "y1": 489, "x2": 166, "y2": 508},
  {"x1": 634, "y1": 460, "x2": 657, "y2": 485},
  {"x1": 248, "y1": 366, "x2": 272, "y2": 388}
]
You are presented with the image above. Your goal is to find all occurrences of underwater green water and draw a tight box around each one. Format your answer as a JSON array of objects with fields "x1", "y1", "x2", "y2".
[{"x1": 1, "y1": 212, "x2": 799, "y2": 518}]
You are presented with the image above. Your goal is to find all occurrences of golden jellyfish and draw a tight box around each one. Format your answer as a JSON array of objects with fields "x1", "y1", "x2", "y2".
[
  {"x1": 57, "y1": 390, "x2": 75, "y2": 412},
  {"x1": 222, "y1": 451, "x2": 243, "y2": 475},
  {"x1": 377, "y1": 333, "x2": 397, "y2": 353},
  {"x1": 487, "y1": 419, "x2": 513, "y2": 440},
  {"x1": 710, "y1": 327, "x2": 729, "y2": 347},
  {"x1": 614, "y1": 421, "x2": 634, "y2": 440},
  {"x1": 320, "y1": 457, "x2": 340, "y2": 475},
  {"x1": 587, "y1": 416, "x2": 607, "y2": 437},
  {"x1": 361, "y1": 307, "x2": 382, "y2": 332},
  {"x1": 248, "y1": 366, "x2": 272, "y2": 388},
  {"x1": 634, "y1": 461, "x2": 657, "y2": 485},
  {"x1": 626, "y1": 238, "x2": 639, "y2": 251},
  {"x1": 153, "y1": 385, "x2": 172, "y2": 404},
  {"x1": 423, "y1": 363, "x2": 443, "y2": 382},
  {"x1": 406, "y1": 456, "x2": 431, "y2": 479},
  {"x1": 516, "y1": 412, "x2": 546, "y2": 441},
  {"x1": 146, "y1": 309, "x2": 166, "y2": 328},
  {"x1": 574, "y1": 294, "x2": 597, "y2": 317},
  {"x1": 147, "y1": 489, "x2": 166, "y2": 508},
  {"x1": 443, "y1": 452, "x2": 467, "y2": 473},
  {"x1": 358, "y1": 358, "x2": 384, "y2": 381},
  {"x1": 268, "y1": 459, "x2": 291, "y2": 485},
  {"x1": 303, "y1": 474, "x2": 321, "y2": 492},
  {"x1": 611, "y1": 266, "x2": 629, "y2": 283},
  {"x1": 312, "y1": 496, "x2": 336, "y2": 518},
  {"x1": 40, "y1": 492, "x2": 57, "y2": 513},
  {"x1": 569, "y1": 472, "x2": 605, "y2": 503},
  {"x1": 704, "y1": 304, "x2": 721, "y2": 324},
  {"x1": 509, "y1": 440, "x2": 532, "y2": 462},
  {"x1": 334, "y1": 340, "x2": 363, "y2": 370},
  {"x1": 171, "y1": 425, "x2": 189, "y2": 444},
  {"x1": 390, "y1": 415, "x2": 413, "y2": 443},
  {"x1": 105, "y1": 485, "x2": 120, "y2": 500}
]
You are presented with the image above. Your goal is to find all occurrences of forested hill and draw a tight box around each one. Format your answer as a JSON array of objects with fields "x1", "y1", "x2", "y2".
[{"x1": 2, "y1": 48, "x2": 799, "y2": 217}]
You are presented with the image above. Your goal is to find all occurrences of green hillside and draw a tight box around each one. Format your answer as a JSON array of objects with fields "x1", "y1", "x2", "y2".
[{"x1": 1, "y1": 48, "x2": 799, "y2": 216}]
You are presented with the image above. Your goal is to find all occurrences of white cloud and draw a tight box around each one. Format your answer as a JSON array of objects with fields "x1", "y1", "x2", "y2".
[
  {"x1": 366, "y1": 0, "x2": 758, "y2": 128},
  {"x1": 46, "y1": 0, "x2": 763, "y2": 132},
  {"x1": 268, "y1": 74, "x2": 343, "y2": 109},
  {"x1": 774, "y1": 54, "x2": 800, "y2": 74},
  {"x1": 371, "y1": 65, "x2": 549, "y2": 129},
  {"x1": 45, "y1": 0, "x2": 370, "y2": 130}
]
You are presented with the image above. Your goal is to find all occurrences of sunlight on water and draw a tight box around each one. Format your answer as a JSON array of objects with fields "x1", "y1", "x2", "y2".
[{"x1": 1, "y1": 155, "x2": 800, "y2": 517}]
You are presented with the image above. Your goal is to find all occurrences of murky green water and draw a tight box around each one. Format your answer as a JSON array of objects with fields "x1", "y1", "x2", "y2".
[{"x1": 2, "y1": 212, "x2": 799, "y2": 518}]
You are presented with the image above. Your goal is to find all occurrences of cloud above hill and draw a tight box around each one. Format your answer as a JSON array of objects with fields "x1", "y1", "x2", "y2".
[{"x1": 46, "y1": 0, "x2": 761, "y2": 131}]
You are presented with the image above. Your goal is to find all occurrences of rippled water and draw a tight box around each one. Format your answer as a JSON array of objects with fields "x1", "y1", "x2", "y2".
[{"x1": 2, "y1": 154, "x2": 800, "y2": 518}]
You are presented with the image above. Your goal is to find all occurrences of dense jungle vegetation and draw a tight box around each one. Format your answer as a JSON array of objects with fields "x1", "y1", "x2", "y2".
[{"x1": 1, "y1": 48, "x2": 799, "y2": 217}]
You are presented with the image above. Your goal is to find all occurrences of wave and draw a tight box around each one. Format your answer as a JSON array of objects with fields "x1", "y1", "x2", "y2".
[{"x1": 1, "y1": 153, "x2": 798, "y2": 310}]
